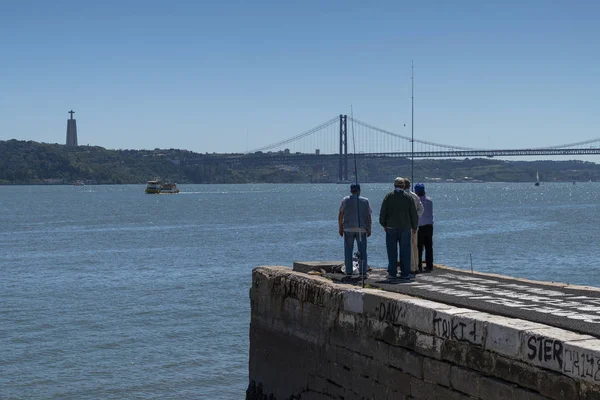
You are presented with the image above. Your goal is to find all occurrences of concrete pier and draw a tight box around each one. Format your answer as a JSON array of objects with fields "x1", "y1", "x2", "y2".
[
  {"x1": 247, "y1": 263, "x2": 600, "y2": 400},
  {"x1": 296, "y1": 262, "x2": 600, "y2": 337}
]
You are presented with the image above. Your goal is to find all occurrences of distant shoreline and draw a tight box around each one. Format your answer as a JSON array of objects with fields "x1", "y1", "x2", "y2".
[{"x1": 0, "y1": 180, "x2": 595, "y2": 186}]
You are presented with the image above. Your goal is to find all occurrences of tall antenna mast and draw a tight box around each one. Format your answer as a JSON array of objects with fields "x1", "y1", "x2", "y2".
[{"x1": 411, "y1": 61, "x2": 415, "y2": 186}]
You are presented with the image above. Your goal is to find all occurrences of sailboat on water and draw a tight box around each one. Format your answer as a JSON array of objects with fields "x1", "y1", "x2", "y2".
[{"x1": 534, "y1": 171, "x2": 540, "y2": 186}]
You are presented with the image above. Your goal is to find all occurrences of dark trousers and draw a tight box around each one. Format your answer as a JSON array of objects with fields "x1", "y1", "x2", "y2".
[
  {"x1": 385, "y1": 227, "x2": 412, "y2": 278},
  {"x1": 343, "y1": 231, "x2": 367, "y2": 274},
  {"x1": 417, "y1": 224, "x2": 434, "y2": 270}
]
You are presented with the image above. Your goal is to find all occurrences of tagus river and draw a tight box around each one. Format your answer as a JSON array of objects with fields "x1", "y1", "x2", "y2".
[{"x1": 1, "y1": 182, "x2": 599, "y2": 399}]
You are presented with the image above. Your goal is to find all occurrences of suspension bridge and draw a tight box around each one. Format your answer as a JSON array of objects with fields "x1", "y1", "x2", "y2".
[{"x1": 194, "y1": 114, "x2": 600, "y2": 181}]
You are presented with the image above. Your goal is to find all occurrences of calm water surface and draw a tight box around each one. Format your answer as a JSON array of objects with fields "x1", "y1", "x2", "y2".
[{"x1": 1, "y1": 183, "x2": 599, "y2": 399}]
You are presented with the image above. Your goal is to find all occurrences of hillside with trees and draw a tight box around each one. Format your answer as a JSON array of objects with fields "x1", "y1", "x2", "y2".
[{"x1": 1, "y1": 139, "x2": 600, "y2": 184}]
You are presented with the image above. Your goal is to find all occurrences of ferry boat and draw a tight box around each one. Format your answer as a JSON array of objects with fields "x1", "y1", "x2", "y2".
[
  {"x1": 145, "y1": 180, "x2": 179, "y2": 194},
  {"x1": 158, "y1": 182, "x2": 179, "y2": 194}
]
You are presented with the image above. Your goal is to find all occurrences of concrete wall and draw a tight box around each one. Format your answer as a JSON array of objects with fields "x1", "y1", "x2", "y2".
[{"x1": 247, "y1": 266, "x2": 600, "y2": 400}]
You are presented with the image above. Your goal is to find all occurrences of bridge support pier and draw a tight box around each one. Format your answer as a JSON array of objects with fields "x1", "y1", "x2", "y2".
[{"x1": 338, "y1": 115, "x2": 348, "y2": 182}]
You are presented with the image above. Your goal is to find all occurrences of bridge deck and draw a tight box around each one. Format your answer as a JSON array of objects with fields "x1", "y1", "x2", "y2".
[
  {"x1": 189, "y1": 148, "x2": 600, "y2": 165},
  {"x1": 293, "y1": 262, "x2": 600, "y2": 337}
]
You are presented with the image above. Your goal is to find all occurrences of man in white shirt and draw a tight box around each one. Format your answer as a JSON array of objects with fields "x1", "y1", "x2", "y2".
[{"x1": 404, "y1": 178, "x2": 424, "y2": 274}]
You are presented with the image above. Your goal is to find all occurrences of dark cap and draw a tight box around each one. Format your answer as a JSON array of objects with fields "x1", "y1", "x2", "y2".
[
  {"x1": 350, "y1": 183, "x2": 360, "y2": 193},
  {"x1": 414, "y1": 183, "x2": 425, "y2": 193}
]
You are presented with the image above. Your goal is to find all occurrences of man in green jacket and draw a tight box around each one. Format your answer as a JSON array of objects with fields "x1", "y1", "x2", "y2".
[{"x1": 379, "y1": 177, "x2": 419, "y2": 280}]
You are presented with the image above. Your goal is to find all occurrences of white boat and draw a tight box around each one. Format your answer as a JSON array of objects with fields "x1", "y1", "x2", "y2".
[
  {"x1": 158, "y1": 182, "x2": 179, "y2": 194},
  {"x1": 534, "y1": 171, "x2": 540, "y2": 186},
  {"x1": 145, "y1": 180, "x2": 179, "y2": 194},
  {"x1": 145, "y1": 180, "x2": 161, "y2": 194}
]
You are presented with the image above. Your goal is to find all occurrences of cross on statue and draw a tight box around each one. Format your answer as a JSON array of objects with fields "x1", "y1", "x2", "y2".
[{"x1": 68, "y1": 110, "x2": 75, "y2": 119}]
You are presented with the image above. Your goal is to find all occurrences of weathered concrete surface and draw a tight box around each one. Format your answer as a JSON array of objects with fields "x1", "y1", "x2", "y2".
[
  {"x1": 248, "y1": 265, "x2": 600, "y2": 400},
  {"x1": 297, "y1": 261, "x2": 600, "y2": 337}
]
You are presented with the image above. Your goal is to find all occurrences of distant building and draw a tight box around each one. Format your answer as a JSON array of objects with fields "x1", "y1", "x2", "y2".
[{"x1": 66, "y1": 110, "x2": 78, "y2": 147}]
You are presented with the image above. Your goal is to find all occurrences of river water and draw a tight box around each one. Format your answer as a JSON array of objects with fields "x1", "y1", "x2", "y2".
[{"x1": 1, "y1": 182, "x2": 599, "y2": 399}]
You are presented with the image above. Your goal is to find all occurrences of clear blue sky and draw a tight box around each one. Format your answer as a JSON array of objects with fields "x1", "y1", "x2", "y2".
[{"x1": 1, "y1": 0, "x2": 599, "y2": 160}]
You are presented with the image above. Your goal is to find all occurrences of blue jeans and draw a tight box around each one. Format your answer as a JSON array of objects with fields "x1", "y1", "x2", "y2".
[
  {"x1": 344, "y1": 231, "x2": 367, "y2": 274},
  {"x1": 385, "y1": 228, "x2": 412, "y2": 278}
]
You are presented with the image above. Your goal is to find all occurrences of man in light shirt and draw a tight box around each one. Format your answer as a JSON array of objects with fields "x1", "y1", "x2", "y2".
[
  {"x1": 404, "y1": 178, "x2": 424, "y2": 274},
  {"x1": 415, "y1": 183, "x2": 434, "y2": 272},
  {"x1": 338, "y1": 183, "x2": 372, "y2": 276}
]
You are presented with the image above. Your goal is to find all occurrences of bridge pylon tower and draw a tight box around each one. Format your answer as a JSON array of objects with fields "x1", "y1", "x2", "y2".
[{"x1": 338, "y1": 114, "x2": 348, "y2": 182}]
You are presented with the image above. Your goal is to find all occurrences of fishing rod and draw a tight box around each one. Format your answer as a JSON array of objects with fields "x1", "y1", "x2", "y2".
[{"x1": 350, "y1": 105, "x2": 365, "y2": 289}]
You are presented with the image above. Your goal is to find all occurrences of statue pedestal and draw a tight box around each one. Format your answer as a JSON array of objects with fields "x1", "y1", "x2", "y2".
[{"x1": 66, "y1": 119, "x2": 78, "y2": 147}]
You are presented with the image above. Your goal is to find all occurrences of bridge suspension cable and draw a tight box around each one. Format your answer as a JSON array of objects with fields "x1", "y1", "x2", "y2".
[
  {"x1": 245, "y1": 116, "x2": 339, "y2": 154},
  {"x1": 536, "y1": 137, "x2": 600, "y2": 149},
  {"x1": 348, "y1": 117, "x2": 477, "y2": 151}
]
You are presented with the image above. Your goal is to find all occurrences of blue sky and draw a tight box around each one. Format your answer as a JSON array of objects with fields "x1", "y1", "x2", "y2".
[{"x1": 1, "y1": 1, "x2": 599, "y2": 160}]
